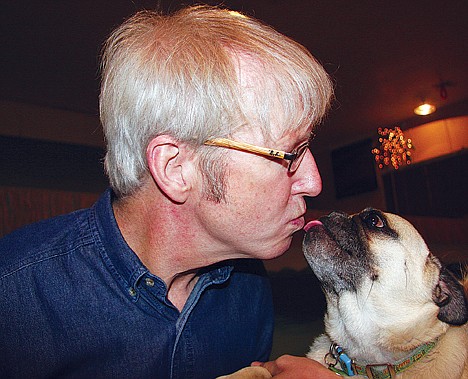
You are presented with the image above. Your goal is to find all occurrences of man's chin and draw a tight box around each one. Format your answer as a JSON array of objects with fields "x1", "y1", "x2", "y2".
[{"x1": 262, "y1": 238, "x2": 294, "y2": 261}]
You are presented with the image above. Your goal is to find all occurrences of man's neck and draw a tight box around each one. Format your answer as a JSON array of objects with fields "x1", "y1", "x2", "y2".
[{"x1": 112, "y1": 190, "x2": 203, "y2": 311}]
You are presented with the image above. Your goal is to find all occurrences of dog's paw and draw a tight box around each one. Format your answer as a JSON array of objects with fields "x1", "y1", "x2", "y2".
[{"x1": 216, "y1": 366, "x2": 272, "y2": 379}]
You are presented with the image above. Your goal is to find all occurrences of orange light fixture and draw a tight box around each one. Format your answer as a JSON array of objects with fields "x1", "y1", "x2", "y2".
[{"x1": 414, "y1": 102, "x2": 436, "y2": 116}]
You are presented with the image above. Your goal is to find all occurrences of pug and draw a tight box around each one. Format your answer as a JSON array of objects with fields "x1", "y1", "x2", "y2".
[{"x1": 305, "y1": 208, "x2": 468, "y2": 379}]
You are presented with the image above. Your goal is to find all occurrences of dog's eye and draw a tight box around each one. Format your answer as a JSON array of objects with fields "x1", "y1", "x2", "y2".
[{"x1": 365, "y1": 213, "x2": 385, "y2": 228}]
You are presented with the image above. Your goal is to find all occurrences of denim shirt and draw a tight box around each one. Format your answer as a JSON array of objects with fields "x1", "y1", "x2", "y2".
[{"x1": 0, "y1": 190, "x2": 273, "y2": 379}]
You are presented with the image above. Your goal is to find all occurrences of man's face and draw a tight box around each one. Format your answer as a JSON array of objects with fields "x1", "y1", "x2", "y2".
[
  {"x1": 193, "y1": 128, "x2": 322, "y2": 262},
  {"x1": 188, "y1": 53, "x2": 322, "y2": 262}
]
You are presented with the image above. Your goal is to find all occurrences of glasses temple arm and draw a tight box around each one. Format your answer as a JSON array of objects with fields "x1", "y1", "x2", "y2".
[{"x1": 205, "y1": 138, "x2": 293, "y2": 160}]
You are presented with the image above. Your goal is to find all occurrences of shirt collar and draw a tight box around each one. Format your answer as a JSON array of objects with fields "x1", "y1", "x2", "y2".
[{"x1": 91, "y1": 189, "x2": 234, "y2": 299}]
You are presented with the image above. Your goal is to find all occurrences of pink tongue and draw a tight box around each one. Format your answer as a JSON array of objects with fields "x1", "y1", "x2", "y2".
[{"x1": 304, "y1": 219, "x2": 323, "y2": 232}]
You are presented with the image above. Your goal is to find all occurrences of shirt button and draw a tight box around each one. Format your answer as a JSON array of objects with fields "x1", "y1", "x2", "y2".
[
  {"x1": 145, "y1": 278, "x2": 155, "y2": 287},
  {"x1": 128, "y1": 287, "x2": 137, "y2": 297}
]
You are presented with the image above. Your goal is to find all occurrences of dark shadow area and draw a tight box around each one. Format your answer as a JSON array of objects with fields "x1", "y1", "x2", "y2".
[
  {"x1": 269, "y1": 268, "x2": 327, "y2": 358},
  {"x1": 0, "y1": 136, "x2": 108, "y2": 192}
]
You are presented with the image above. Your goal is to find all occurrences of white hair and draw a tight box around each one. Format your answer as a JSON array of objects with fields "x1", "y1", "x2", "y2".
[{"x1": 99, "y1": 5, "x2": 333, "y2": 198}]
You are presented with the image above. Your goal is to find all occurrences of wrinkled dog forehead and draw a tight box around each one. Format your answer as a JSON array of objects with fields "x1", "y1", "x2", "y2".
[
  {"x1": 375, "y1": 212, "x2": 428, "y2": 251},
  {"x1": 368, "y1": 211, "x2": 434, "y2": 270},
  {"x1": 362, "y1": 211, "x2": 468, "y2": 326},
  {"x1": 303, "y1": 208, "x2": 436, "y2": 295}
]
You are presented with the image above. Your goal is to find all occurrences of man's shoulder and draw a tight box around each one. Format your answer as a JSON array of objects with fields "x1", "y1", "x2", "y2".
[{"x1": 0, "y1": 208, "x2": 93, "y2": 276}]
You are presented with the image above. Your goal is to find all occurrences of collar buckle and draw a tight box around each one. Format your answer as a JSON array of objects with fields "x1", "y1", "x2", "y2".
[
  {"x1": 326, "y1": 343, "x2": 356, "y2": 376},
  {"x1": 365, "y1": 363, "x2": 396, "y2": 379}
]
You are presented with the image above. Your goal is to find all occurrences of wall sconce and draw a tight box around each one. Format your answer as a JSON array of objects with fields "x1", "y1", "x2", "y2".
[
  {"x1": 414, "y1": 102, "x2": 436, "y2": 116},
  {"x1": 413, "y1": 80, "x2": 452, "y2": 116}
]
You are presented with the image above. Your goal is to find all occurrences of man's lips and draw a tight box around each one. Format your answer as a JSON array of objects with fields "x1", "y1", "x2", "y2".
[{"x1": 303, "y1": 219, "x2": 323, "y2": 232}]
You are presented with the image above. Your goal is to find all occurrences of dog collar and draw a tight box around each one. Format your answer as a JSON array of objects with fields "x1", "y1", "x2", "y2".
[{"x1": 325, "y1": 340, "x2": 438, "y2": 378}]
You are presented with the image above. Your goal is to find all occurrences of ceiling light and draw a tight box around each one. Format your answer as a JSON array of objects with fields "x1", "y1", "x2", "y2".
[{"x1": 414, "y1": 103, "x2": 436, "y2": 116}]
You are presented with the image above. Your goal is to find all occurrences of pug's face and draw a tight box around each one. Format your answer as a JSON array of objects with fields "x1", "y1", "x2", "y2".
[{"x1": 303, "y1": 208, "x2": 468, "y2": 346}]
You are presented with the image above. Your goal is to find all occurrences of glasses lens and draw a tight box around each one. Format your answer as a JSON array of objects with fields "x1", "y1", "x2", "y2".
[{"x1": 289, "y1": 143, "x2": 309, "y2": 172}]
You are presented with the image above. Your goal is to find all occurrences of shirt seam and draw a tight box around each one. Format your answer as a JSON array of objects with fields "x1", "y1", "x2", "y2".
[
  {"x1": 0, "y1": 213, "x2": 95, "y2": 282},
  {"x1": 0, "y1": 237, "x2": 94, "y2": 281}
]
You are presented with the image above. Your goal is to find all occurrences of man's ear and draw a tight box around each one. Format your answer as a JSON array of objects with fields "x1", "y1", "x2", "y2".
[{"x1": 146, "y1": 135, "x2": 196, "y2": 204}]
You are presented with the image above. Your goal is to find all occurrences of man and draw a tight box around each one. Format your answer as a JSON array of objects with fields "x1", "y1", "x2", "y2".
[{"x1": 0, "y1": 5, "x2": 334, "y2": 378}]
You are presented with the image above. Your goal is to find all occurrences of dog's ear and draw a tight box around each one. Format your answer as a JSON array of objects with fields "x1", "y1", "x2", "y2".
[{"x1": 432, "y1": 267, "x2": 468, "y2": 325}]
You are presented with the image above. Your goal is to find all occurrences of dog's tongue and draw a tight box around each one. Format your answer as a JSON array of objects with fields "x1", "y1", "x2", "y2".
[{"x1": 304, "y1": 219, "x2": 323, "y2": 232}]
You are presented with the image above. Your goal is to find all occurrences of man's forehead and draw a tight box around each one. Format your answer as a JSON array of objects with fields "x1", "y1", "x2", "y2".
[
  {"x1": 273, "y1": 127, "x2": 314, "y2": 149},
  {"x1": 232, "y1": 50, "x2": 316, "y2": 146}
]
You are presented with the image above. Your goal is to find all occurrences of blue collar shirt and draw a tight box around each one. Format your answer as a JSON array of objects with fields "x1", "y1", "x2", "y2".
[{"x1": 0, "y1": 190, "x2": 273, "y2": 378}]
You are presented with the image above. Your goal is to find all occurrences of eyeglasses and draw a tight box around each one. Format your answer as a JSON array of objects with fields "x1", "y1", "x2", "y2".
[{"x1": 204, "y1": 137, "x2": 310, "y2": 172}]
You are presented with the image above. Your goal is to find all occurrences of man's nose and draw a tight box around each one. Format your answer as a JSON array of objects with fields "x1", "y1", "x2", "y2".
[{"x1": 292, "y1": 149, "x2": 322, "y2": 197}]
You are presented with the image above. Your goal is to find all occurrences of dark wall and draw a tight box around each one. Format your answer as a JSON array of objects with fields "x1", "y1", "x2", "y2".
[
  {"x1": 383, "y1": 150, "x2": 467, "y2": 217},
  {"x1": 0, "y1": 136, "x2": 108, "y2": 192},
  {"x1": 331, "y1": 138, "x2": 378, "y2": 199}
]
